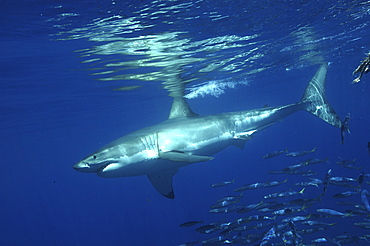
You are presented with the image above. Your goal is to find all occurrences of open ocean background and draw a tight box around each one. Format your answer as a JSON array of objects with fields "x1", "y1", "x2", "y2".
[{"x1": 1, "y1": 0, "x2": 370, "y2": 245}]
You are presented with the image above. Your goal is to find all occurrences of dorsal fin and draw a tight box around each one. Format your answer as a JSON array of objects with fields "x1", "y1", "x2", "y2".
[{"x1": 168, "y1": 97, "x2": 198, "y2": 119}]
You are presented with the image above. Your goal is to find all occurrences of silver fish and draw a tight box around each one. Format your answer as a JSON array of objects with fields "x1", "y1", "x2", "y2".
[
  {"x1": 234, "y1": 182, "x2": 265, "y2": 192},
  {"x1": 264, "y1": 188, "x2": 305, "y2": 199},
  {"x1": 286, "y1": 147, "x2": 316, "y2": 157},
  {"x1": 262, "y1": 148, "x2": 288, "y2": 159},
  {"x1": 316, "y1": 208, "x2": 350, "y2": 217},
  {"x1": 332, "y1": 191, "x2": 357, "y2": 198},
  {"x1": 211, "y1": 179, "x2": 235, "y2": 187},
  {"x1": 179, "y1": 220, "x2": 203, "y2": 227}
]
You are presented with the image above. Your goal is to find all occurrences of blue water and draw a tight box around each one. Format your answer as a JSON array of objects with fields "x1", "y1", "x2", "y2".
[{"x1": 1, "y1": 0, "x2": 370, "y2": 245}]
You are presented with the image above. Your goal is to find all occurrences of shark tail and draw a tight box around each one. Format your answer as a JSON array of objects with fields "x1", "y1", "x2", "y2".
[{"x1": 300, "y1": 63, "x2": 342, "y2": 128}]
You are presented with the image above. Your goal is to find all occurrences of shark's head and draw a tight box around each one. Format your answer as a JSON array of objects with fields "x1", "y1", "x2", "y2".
[{"x1": 73, "y1": 146, "x2": 123, "y2": 174}]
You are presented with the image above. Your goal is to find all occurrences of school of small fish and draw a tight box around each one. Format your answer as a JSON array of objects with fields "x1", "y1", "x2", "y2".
[{"x1": 178, "y1": 147, "x2": 370, "y2": 246}]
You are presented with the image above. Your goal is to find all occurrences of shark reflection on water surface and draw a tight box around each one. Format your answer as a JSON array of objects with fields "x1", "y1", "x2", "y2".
[{"x1": 73, "y1": 64, "x2": 342, "y2": 199}]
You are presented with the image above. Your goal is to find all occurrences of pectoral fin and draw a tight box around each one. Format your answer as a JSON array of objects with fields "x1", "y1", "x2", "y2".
[
  {"x1": 148, "y1": 169, "x2": 178, "y2": 199},
  {"x1": 233, "y1": 129, "x2": 257, "y2": 141},
  {"x1": 159, "y1": 150, "x2": 214, "y2": 163},
  {"x1": 233, "y1": 140, "x2": 246, "y2": 149}
]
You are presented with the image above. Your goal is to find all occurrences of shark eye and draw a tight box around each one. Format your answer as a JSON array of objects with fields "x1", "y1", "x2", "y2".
[{"x1": 93, "y1": 155, "x2": 97, "y2": 159}]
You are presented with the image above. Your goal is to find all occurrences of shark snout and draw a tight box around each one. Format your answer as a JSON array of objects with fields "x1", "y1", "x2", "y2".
[
  {"x1": 73, "y1": 161, "x2": 111, "y2": 173},
  {"x1": 73, "y1": 162, "x2": 92, "y2": 173}
]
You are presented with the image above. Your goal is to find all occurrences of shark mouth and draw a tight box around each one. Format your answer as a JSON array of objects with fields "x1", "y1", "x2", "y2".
[{"x1": 73, "y1": 161, "x2": 111, "y2": 173}]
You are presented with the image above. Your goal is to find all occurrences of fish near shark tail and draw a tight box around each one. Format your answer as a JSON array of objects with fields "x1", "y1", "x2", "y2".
[{"x1": 300, "y1": 63, "x2": 342, "y2": 128}]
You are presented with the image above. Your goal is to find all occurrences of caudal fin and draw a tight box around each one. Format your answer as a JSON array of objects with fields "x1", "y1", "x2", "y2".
[{"x1": 301, "y1": 64, "x2": 342, "y2": 128}]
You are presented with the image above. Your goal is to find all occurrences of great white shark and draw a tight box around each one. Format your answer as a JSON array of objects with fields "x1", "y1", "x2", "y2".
[{"x1": 73, "y1": 64, "x2": 342, "y2": 199}]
